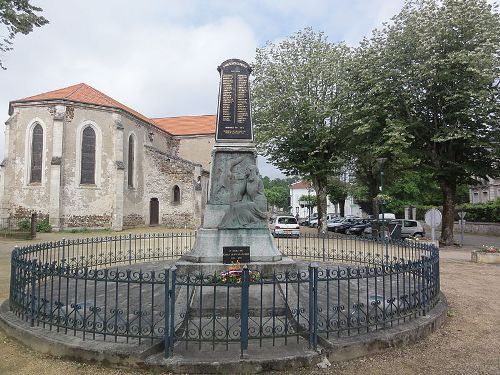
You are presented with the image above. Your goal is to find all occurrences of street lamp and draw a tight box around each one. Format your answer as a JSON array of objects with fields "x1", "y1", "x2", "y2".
[
  {"x1": 376, "y1": 158, "x2": 387, "y2": 239},
  {"x1": 307, "y1": 183, "x2": 313, "y2": 223}
]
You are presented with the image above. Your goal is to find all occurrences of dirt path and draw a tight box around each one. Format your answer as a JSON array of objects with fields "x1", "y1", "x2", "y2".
[{"x1": 0, "y1": 233, "x2": 499, "y2": 375}]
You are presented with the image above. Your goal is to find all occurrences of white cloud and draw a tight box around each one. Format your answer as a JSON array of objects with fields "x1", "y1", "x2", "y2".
[{"x1": 0, "y1": 0, "x2": 412, "y2": 176}]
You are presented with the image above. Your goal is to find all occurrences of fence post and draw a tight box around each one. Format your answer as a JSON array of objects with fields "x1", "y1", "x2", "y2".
[
  {"x1": 240, "y1": 265, "x2": 249, "y2": 358},
  {"x1": 322, "y1": 231, "x2": 326, "y2": 262},
  {"x1": 61, "y1": 239, "x2": 66, "y2": 265},
  {"x1": 168, "y1": 266, "x2": 177, "y2": 357},
  {"x1": 308, "y1": 263, "x2": 318, "y2": 350},
  {"x1": 30, "y1": 213, "x2": 37, "y2": 239},
  {"x1": 164, "y1": 268, "x2": 171, "y2": 358},
  {"x1": 10, "y1": 247, "x2": 18, "y2": 306},
  {"x1": 30, "y1": 258, "x2": 38, "y2": 327}
]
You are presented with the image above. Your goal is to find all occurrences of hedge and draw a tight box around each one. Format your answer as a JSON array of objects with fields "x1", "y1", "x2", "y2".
[{"x1": 385, "y1": 198, "x2": 500, "y2": 223}]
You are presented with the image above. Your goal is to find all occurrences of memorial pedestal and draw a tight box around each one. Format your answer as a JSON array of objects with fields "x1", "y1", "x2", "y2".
[{"x1": 181, "y1": 228, "x2": 282, "y2": 263}]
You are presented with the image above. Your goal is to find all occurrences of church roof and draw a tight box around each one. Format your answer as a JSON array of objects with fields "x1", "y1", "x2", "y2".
[
  {"x1": 290, "y1": 180, "x2": 312, "y2": 189},
  {"x1": 11, "y1": 83, "x2": 156, "y2": 128},
  {"x1": 152, "y1": 115, "x2": 216, "y2": 136},
  {"x1": 9, "y1": 83, "x2": 217, "y2": 136}
]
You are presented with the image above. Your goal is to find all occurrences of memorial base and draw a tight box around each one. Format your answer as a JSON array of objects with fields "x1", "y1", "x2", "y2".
[{"x1": 180, "y1": 228, "x2": 283, "y2": 263}]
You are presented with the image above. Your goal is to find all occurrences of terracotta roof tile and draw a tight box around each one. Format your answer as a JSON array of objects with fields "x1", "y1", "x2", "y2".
[
  {"x1": 11, "y1": 83, "x2": 157, "y2": 128},
  {"x1": 10, "y1": 83, "x2": 217, "y2": 137},
  {"x1": 152, "y1": 115, "x2": 216, "y2": 136},
  {"x1": 290, "y1": 180, "x2": 312, "y2": 189}
]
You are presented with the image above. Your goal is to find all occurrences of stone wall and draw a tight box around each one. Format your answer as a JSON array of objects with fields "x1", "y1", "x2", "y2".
[
  {"x1": 63, "y1": 214, "x2": 112, "y2": 228},
  {"x1": 1, "y1": 103, "x2": 206, "y2": 231},
  {"x1": 423, "y1": 221, "x2": 500, "y2": 236},
  {"x1": 123, "y1": 213, "x2": 145, "y2": 228},
  {"x1": 455, "y1": 222, "x2": 500, "y2": 236},
  {"x1": 176, "y1": 135, "x2": 214, "y2": 170},
  {"x1": 143, "y1": 146, "x2": 204, "y2": 229}
]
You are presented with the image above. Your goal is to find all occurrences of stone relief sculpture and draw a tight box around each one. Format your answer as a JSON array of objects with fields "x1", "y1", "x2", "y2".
[
  {"x1": 211, "y1": 154, "x2": 248, "y2": 204},
  {"x1": 219, "y1": 156, "x2": 268, "y2": 229}
]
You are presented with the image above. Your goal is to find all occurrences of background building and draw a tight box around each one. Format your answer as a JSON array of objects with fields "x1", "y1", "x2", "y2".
[
  {"x1": 0, "y1": 83, "x2": 214, "y2": 231},
  {"x1": 289, "y1": 180, "x2": 362, "y2": 219},
  {"x1": 469, "y1": 177, "x2": 500, "y2": 203}
]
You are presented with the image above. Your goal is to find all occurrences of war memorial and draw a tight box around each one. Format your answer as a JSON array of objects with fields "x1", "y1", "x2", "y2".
[{"x1": 0, "y1": 59, "x2": 446, "y2": 373}]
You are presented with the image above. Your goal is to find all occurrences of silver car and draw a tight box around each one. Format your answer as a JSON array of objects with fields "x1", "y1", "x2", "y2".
[{"x1": 391, "y1": 219, "x2": 425, "y2": 239}]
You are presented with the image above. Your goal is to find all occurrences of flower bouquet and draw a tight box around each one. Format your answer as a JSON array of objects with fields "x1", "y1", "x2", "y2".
[{"x1": 213, "y1": 262, "x2": 261, "y2": 285}]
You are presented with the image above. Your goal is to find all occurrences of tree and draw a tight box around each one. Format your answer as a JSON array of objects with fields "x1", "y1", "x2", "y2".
[
  {"x1": 326, "y1": 177, "x2": 349, "y2": 217},
  {"x1": 0, "y1": 0, "x2": 48, "y2": 69},
  {"x1": 383, "y1": 0, "x2": 500, "y2": 245},
  {"x1": 252, "y1": 28, "x2": 351, "y2": 234},
  {"x1": 345, "y1": 30, "x2": 413, "y2": 218},
  {"x1": 262, "y1": 176, "x2": 297, "y2": 213},
  {"x1": 350, "y1": 0, "x2": 500, "y2": 245}
]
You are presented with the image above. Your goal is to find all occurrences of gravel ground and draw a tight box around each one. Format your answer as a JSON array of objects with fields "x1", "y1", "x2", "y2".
[{"x1": 0, "y1": 231, "x2": 499, "y2": 375}]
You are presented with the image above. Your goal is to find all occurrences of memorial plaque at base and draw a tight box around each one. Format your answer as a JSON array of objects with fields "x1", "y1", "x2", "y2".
[{"x1": 223, "y1": 246, "x2": 250, "y2": 264}]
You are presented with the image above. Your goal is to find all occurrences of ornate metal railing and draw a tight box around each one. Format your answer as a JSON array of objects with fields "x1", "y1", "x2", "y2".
[{"x1": 9, "y1": 232, "x2": 440, "y2": 357}]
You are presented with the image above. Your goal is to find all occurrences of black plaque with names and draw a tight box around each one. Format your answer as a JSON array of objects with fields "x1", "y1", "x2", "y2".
[
  {"x1": 216, "y1": 59, "x2": 253, "y2": 141},
  {"x1": 223, "y1": 246, "x2": 250, "y2": 264}
]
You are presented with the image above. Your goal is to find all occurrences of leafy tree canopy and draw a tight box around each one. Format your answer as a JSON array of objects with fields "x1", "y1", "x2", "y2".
[
  {"x1": 252, "y1": 28, "x2": 351, "y2": 232},
  {"x1": 349, "y1": 0, "x2": 500, "y2": 244},
  {"x1": 0, "y1": 0, "x2": 48, "y2": 69}
]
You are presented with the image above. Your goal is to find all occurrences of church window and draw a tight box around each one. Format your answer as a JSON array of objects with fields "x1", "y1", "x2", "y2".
[
  {"x1": 30, "y1": 124, "x2": 43, "y2": 183},
  {"x1": 173, "y1": 185, "x2": 181, "y2": 204},
  {"x1": 81, "y1": 126, "x2": 96, "y2": 184},
  {"x1": 128, "y1": 135, "x2": 135, "y2": 188}
]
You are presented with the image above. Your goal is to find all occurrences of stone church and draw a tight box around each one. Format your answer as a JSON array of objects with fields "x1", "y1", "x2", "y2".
[{"x1": 0, "y1": 83, "x2": 216, "y2": 230}]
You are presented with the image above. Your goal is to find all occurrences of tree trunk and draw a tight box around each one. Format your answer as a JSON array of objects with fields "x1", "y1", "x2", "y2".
[
  {"x1": 370, "y1": 178, "x2": 379, "y2": 218},
  {"x1": 339, "y1": 199, "x2": 345, "y2": 217},
  {"x1": 439, "y1": 178, "x2": 456, "y2": 246},
  {"x1": 314, "y1": 176, "x2": 329, "y2": 234}
]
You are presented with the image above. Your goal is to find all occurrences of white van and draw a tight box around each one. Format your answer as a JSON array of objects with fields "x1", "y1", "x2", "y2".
[{"x1": 378, "y1": 213, "x2": 396, "y2": 220}]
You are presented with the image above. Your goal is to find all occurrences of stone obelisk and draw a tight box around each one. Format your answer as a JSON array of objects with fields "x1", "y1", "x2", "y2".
[{"x1": 181, "y1": 59, "x2": 282, "y2": 263}]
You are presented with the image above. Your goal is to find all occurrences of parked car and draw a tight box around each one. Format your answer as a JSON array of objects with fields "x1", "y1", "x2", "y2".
[
  {"x1": 300, "y1": 213, "x2": 318, "y2": 227},
  {"x1": 269, "y1": 216, "x2": 300, "y2": 238},
  {"x1": 309, "y1": 213, "x2": 339, "y2": 228},
  {"x1": 327, "y1": 217, "x2": 360, "y2": 232},
  {"x1": 391, "y1": 219, "x2": 425, "y2": 239},
  {"x1": 363, "y1": 219, "x2": 425, "y2": 239},
  {"x1": 346, "y1": 220, "x2": 373, "y2": 235},
  {"x1": 332, "y1": 218, "x2": 365, "y2": 233}
]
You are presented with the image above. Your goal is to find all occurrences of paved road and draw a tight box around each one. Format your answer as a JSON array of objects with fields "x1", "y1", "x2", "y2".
[
  {"x1": 435, "y1": 231, "x2": 500, "y2": 247},
  {"x1": 301, "y1": 226, "x2": 500, "y2": 248}
]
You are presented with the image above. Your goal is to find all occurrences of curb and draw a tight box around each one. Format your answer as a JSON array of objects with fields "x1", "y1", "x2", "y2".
[{"x1": 0, "y1": 293, "x2": 448, "y2": 373}]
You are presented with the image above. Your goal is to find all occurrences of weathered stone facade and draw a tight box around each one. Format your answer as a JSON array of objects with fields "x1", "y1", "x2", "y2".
[{"x1": 0, "y1": 84, "x2": 210, "y2": 230}]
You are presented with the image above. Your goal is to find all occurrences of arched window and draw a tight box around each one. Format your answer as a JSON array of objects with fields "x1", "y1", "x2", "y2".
[
  {"x1": 173, "y1": 185, "x2": 181, "y2": 204},
  {"x1": 30, "y1": 124, "x2": 43, "y2": 183},
  {"x1": 128, "y1": 135, "x2": 135, "y2": 188},
  {"x1": 81, "y1": 126, "x2": 96, "y2": 184}
]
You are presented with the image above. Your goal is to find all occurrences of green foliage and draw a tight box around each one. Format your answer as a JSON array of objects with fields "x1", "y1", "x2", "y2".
[
  {"x1": 262, "y1": 177, "x2": 297, "y2": 211},
  {"x1": 326, "y1": 178, "x2": 349, "y2": 204},
  {"x1": 298, "y1": 194, "x2": 318, "y2": 206},
  {"x1": 348, "y1": 0, "x2": 500, "y2": 244},
  {"x1": 17, "y1": 219, "x2": 30, "y2": 231},
  {"x1": 252, "y1": 28, "x2": 351, "y2": 231},
  {"x1": 0, "y1": 0, "x2": 48, "y2": 69},
  {"x1": 36, "y1": 218, "x2": 51, "y2": 232},
  {"x1": 458, "y1": 198, "x2": 500, "y2": 223}
]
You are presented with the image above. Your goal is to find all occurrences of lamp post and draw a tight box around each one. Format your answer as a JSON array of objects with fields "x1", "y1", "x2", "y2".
[
  {"x1": 376, "y1": 158, "x2": 387, "y2": 239},
  {"x1": 307, "y1": 184, "x2": 313, "y2": 223}
]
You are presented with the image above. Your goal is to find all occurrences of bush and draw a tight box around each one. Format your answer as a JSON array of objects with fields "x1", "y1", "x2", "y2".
[
  {"x1": 17, "y1": 219, "x2": 31, "y2": 231},
  {"x1": 36, "y1": 218, "x2": 52, "y2": 233},
  {"x1": 386, "y1": 198, "x2": 500, "y2": 223},
  {"x1": 457, "y1": 198, "x2": 500, "y2": 223}
]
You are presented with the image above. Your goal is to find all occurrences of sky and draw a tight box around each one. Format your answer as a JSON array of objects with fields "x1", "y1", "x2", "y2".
[{"x1": 0, "y1": 0, "x2": 410, "y2": 178}]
